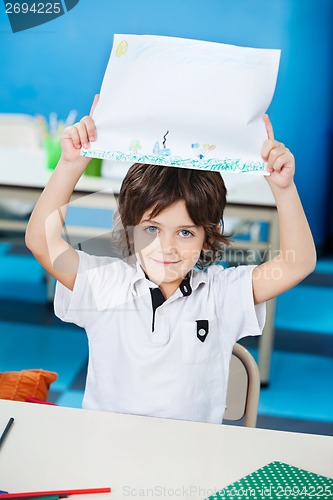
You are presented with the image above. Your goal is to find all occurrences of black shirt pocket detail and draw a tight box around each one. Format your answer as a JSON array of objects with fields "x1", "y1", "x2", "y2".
[
  {"x1": 181, "y1": 317, "x2": 220, "y2": 364},
  {"x1": 196, "y1": 319, "x2": 209, "y2": 342}
]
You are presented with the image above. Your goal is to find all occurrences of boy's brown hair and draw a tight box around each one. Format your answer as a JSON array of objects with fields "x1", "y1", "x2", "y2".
[{"x1": 112, "y1": 163, "x2": 230, "y2": 269}]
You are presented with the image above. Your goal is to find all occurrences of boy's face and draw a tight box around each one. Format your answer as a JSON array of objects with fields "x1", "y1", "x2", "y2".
[{"x1": 134, "y1": 200, "x2": 207, "y2": 290}]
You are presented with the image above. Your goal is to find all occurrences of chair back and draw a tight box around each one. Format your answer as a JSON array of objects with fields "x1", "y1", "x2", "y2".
[{"x1": 224, "y1": 343, "x2": 260, "y2": 427}]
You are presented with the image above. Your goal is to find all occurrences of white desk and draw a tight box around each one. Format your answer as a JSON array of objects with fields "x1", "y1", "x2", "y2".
[
  {"x1": 0, "y1": 400, "x2": 332, "y2": 500},
  {"x1": 0, "y1": 148, "x2": 278, "y2": 384}
]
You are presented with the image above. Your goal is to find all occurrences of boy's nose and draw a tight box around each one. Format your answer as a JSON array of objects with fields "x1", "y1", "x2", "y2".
[{"x1": 156, "y1": 233, "x2": 177, "y2": 253}]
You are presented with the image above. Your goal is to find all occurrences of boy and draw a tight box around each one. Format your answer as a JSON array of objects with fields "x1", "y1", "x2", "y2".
[{"x1": 26, "y1": 95, "x2": 316, "y2": 423}]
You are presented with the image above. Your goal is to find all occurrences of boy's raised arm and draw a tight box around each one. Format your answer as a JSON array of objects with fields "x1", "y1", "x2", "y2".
[
  {"x1": 252, "y1": 115, "x2": 316, "y2": 304},
  {"x1": 25, "y1": 95, "x2": 99, "y2": 291}
]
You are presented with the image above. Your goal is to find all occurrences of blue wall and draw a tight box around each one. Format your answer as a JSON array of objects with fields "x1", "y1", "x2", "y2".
[{"x1": 1, "y1": 0, "x2": 332, "y2": 247}]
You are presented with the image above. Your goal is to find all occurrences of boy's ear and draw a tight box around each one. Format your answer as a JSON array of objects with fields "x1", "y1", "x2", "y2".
[
  {"x1": 202, "y1": 238, "x2": 210, "y2": 252},
  {"x1": 127, "y1": 226, "x2": 135, "y2": 244},
  {"x1": 217, "y1": 219, "x2": 224, "y2": 235}
]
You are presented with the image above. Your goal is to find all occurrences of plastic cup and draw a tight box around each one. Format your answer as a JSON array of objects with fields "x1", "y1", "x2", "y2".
[
  {"x1": 84, "y1": 158, "x2": 102, "y2": 177},
  {"x1": 44, "y1": 137, "x2": 62, "y2": 170}
]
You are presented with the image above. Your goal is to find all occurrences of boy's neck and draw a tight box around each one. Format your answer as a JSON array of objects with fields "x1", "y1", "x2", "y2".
[
  {"x1": 158, "y1": 281, "x2": 182, "y2": 300},
  {"x1": 142, "y1": 267, "x2": 191, "y2": 300},
  {"x1": 144, "y1": 275, "x2": 183, "y2": 300}
]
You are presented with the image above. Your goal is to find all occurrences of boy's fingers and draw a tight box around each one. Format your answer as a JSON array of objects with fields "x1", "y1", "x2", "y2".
[
  {"x1": 80, "y1": 115, "x2": 96, "y2": 141},
  {"x1": 267, "y1": 144, "x2": 285, "y2": 166},
  {"x1": 62, "y1": 95, "x2": 99, "y2": 150},
  {"x1": 261, "y1": 139, "x2": 281, "y2": 161},
  {"x1": 76, "y1": 121, "x2": 90, "y2": 148},
  {"x1": 63, "y1": 125, "x2": 82, "y2": 149},
  {"x1": 89, "y1": 94, "x2": 100, "y2": 117},
  {"x1": 263, "y1": 114, "x2": 274, "y2": 140},
  {"x1": 63, "y1": 121, "x2": 92, "y2": 149},
  {"x1": 269, "y1": 152, "x2": 289, "y2": 173}
]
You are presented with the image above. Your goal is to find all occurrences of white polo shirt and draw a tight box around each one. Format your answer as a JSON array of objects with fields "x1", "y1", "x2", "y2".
[{"x1": 54, "y1": 251, "x2": 265, "y2": 424}]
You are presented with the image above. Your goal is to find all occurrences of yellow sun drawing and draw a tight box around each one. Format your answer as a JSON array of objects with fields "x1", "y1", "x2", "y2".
[{"x1": 116, "y1": 40, "x2": 128, "y2": 57}]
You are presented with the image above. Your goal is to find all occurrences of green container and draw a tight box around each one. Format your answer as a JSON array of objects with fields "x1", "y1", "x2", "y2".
[
  {"x1": 44, "y1": 137, "x2": 62, "y2": 170},
  {"x1": 84, "y1": 158, "x2": 102, "y2": 177}
]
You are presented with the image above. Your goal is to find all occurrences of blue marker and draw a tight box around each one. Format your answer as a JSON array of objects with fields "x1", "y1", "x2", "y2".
[{"x1": 0, "y1": 417, "x2": 14, "y2": 450}]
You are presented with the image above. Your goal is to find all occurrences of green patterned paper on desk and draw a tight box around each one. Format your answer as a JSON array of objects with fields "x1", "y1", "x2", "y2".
[{"x1": 205, "y1": 461, "x2": 333, "y2": 499}]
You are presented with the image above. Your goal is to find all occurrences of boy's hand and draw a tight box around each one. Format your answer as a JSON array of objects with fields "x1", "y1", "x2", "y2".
[
  {"x1": 60, "y1": 94, "x2": 99, "y2": 168},
  {"x1": 261, "y1": 114, "x2": 295, "y2": 190}
]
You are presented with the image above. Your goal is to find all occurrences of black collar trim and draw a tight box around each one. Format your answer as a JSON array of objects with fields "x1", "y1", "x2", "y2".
[{"x1": 146, "y1": 272, "x2": 192, "y2": 331}]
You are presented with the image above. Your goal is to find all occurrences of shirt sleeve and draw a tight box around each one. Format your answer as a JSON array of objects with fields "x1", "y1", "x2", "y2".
[
  {"x1": 222, "y1": 264, "x2": 266, "y2": 342},
  {"x1": 54, "y1": 250, "x2": 127, "y2": 329}
]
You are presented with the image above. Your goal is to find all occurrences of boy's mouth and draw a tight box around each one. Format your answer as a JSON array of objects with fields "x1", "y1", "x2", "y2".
[{"x1": 150, "y1": 257, "x2": 181, "y2": 266}]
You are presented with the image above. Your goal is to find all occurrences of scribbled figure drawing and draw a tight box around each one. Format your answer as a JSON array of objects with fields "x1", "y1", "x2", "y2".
[
  {"x1": 153, "y1": 130, "x2": 171, "y2": 156},
  {"x1": 191, "y1": 142, "x2": 216, "y2": 159},
  {"x1": 116, "y1": 40, "x2": 128, "y2": 57},
  {"x1": 129, "y1": 139, "x2": 142, "y2": 154}
]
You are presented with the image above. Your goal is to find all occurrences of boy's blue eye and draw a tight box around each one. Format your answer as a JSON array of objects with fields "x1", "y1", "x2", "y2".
[
  {"x1": 180, "y1": 229, "x2": 193, "y2": 238},
  {"x1": 145, "y1": 226, "x2": 158, "y2": 235}
]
